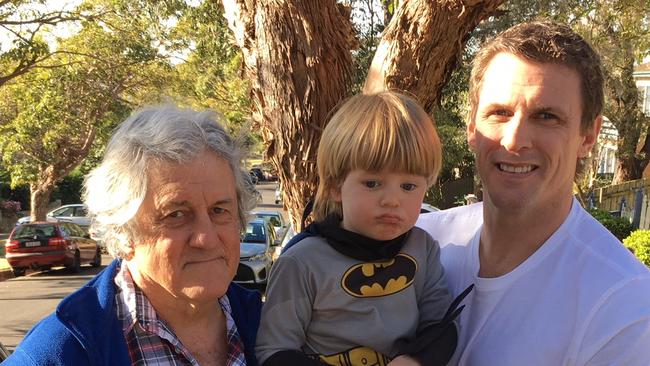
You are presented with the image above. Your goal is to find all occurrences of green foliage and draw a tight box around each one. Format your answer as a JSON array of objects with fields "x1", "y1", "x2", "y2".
[
  {"x1": 623, "y1": 230, "x2": 650, "y2": 267},
  {"x1": 588, "y1": 208, "x2": 634, "y2": 240},
  {"x1": 165, "y1": 1, "x2": 255, "y2": 153}
]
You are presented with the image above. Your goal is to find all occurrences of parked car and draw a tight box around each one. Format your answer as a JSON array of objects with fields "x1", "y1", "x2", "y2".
[
  {"x1": 249, "y1": 168, "x2": 266, "y2": 182},
  {"x1": 420, "y1": 203, "x2": 440, "y2": 213},
  {"x1": 234, "y1": 219, "x2": 278, "y2": 286},
  {"x1": 15, "y1": 204, "x2": 91, "y2": 228},
  {"x1": 251, "y1": 210, "x2": 288, "y2": 244},
  {"x1": 5, "y1": 221, "x2": 101, "y2": 276}
]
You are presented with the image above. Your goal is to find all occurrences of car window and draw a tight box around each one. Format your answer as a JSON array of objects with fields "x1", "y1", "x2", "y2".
[
  {"x1": 66, "y1": 223, "x2": 83, "y2": 237},
  {"x1": 75, "y1": 207, "x2": 88, "y2": 217},
  {"x1": 58, "y1": 224, "x2": 70, "y2": 237},
  {"x1": 255, "y1": 213, "x2": 282, "y2": 227},
  {"x1": 242, "y1": 222, "x2": 266, "y2": 243},
  {"x1": 13, "y1": 224, "x2": 57, "y2": 238},
  {"x1": 52, "y1": 207, "x2": 75, "y2": 217}
]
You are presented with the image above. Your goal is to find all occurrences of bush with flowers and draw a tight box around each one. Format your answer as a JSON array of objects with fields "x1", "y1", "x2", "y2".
[{"x1": 0, "y1": 200, "x2": 21, "y2": 216}]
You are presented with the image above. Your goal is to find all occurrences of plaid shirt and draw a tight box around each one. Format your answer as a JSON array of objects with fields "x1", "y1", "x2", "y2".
[{"x1": 114, "y1": 263, "x2": 247, "y2": 366}]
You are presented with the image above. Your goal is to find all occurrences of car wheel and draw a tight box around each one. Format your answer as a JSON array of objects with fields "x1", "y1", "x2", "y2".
[
  {"x1": 91, "y1": 248, "x2": 102, "y2": 267},
  {"x1": 68, "y1": 251, "x2": 81, "y2": 273},
  {"x1": 11, "y1": 267, "x2": 26, "y2": 277}
]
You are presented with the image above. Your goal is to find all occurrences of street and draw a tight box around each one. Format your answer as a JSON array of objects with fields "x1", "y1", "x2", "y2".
[
  {"x1": 0, "y1": 181, "x2": 284, "y2": 352},
  {"x1": 0, "y1": 258, "x2": 110, "y2": 351}
]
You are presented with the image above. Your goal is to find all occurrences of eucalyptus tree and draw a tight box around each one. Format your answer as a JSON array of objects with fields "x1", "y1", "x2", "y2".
[{"x1": 223, "y1": 0, "x2": 505, "y2": 225}]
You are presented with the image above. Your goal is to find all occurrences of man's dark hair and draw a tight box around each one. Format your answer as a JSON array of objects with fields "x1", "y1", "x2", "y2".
[{"x1": 469, "y1": 21, "x2": 604, "y2": 135}]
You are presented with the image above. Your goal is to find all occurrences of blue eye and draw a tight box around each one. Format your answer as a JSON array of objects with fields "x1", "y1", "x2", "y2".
[
  {"x1": 363, "y1": 180, "x2": 379, "y2": 188},
  {"x1": 401, "y1": 183, "x2": 417, "y2": 191}
]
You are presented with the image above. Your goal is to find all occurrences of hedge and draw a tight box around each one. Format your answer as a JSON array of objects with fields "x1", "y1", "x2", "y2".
[
  {"x1": 623, "y1": 230, "x2": 650, "y2": 267},
  {"x1": 587, "y1": 208, "x2": 634, "y2": 241}
]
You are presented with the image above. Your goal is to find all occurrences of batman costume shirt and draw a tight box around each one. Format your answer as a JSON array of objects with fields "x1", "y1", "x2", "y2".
[{"x1": 255, "y1": 226, "x2": 453, "y2": 365}]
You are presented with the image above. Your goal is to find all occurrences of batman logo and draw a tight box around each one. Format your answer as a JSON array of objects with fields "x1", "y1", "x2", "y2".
[
  {"x1": 318, "y1": 346, "x2": 390, "y2": 366},
  {"x1": 341, "y1": 253, "x2": 417, "y2": 298}
]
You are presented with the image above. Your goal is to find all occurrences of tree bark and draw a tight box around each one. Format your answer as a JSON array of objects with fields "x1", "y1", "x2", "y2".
[
  {"x1": 222, "y1": 0, "x2": 357, "y2": 227},
  {"x1": 364, "y1": 0, "x2": 505, "y2": 110},
  {"x1": 223, "y1": 0, "x2": 503, "y2": 226}
]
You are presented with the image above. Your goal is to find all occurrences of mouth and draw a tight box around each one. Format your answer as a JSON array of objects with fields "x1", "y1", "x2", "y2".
[
  {"x1": 184, "y1": 257, "x2": 223, "y2": 268},
  {"x1": 496, "y1": 163, "x2": 537, "y2": 174},
  {"x1": 377, "y1": 215, "x2": 401, "y2": 224}
]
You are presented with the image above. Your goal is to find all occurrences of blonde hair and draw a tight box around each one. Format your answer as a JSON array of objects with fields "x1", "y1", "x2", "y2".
[{"x1": 313, "y1": 91, "x2": 442, "y2": 222}]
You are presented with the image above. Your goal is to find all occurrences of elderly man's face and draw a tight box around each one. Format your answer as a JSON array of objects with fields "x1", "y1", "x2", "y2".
[{"x1": 128, "y1": 149, "x2": 241, "y2": 304}]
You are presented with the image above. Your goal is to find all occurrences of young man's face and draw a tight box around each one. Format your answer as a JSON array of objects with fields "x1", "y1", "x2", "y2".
[
  {"x1": 332, "y1": 169, "x2": 428, "y2": 241},
  {"x1": 468, "y1": 52, "x2": 600, "y2": 214}
]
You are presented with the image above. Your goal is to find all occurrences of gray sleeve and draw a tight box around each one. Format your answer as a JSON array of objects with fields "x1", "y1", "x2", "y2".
[
  {"x1": 255, "y1": 253, "x2": 314, "y2": 364},
  {"x1": 417, "y1": 235, "x2": 453, "y2": 332}
]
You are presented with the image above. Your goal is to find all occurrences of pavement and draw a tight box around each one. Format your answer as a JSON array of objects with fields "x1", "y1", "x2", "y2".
[{"x1": 0, "y1": 233, "x2": 13, "y2": 281}]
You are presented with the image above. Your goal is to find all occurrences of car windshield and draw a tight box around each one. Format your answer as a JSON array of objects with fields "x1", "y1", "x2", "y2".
[
  {"x1": 13, "y1": 224, "x2": 57, "y2": 239},
  {"x1": 241, "y1": 222, "x2": 266, "y2": 244},
  {"x1": 255, "y1": 213, "x2": 281, "y2": 227}
]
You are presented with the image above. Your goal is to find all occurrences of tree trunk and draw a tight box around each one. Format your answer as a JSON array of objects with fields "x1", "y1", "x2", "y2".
[
  {"x1": 364, "y1": 0, "x2": 505, "y2": 109},
  {"x1": 222, "y1": 0, "x2": 357, "y2": 227},
  {"x1": 30, "y1": 184, "x2": 54, "y2": 221},
  {"x1": 223, "y1": 0, "x2": 503, "y2": 226}
]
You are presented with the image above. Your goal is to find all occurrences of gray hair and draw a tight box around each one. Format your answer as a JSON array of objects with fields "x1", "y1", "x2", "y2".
[{"x1": 83, "y1": 106, "x2": 254, "y2": 259}]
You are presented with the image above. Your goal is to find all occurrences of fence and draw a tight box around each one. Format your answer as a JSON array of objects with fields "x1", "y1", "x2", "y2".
[{"x1": 595, "y1": 178, "x2": 650, "y2": 229}]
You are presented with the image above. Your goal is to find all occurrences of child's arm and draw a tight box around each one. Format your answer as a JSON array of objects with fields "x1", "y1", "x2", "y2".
[
  {"x1": 255, "y1": 254, "x2": 325, "y2": 365},
  {"x1": 396, "y1": 234, "x2": 459, "y2": 365}
]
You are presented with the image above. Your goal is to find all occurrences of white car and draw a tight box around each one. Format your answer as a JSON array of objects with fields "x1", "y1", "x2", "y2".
[
  {"x1": 15, "y1": 204, "x2": 91, "y2": 228},
  {"x1": 252, "y1": 210, "x2": 288, "y2": 244},
  {"x1": 234, "y1": 219, "x2": 278, "y2": 286}
]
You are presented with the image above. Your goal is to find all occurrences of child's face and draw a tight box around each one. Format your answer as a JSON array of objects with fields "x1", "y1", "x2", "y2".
[{"x1": 331, "y1": 169, "x2": 428, "y2": 241}]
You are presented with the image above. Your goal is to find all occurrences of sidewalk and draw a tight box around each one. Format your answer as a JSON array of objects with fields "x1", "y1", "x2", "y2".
[
  {"x1": 0, "y1": 258, "x2": 12, "y2": 281},
  {"x1": 0, "y1": 233, "x2": 13, "y2": 281}
]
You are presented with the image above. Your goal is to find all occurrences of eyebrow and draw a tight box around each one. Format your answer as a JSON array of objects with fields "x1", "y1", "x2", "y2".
[{"x1": 158, "y1": 198, "x2": 235, "y2": 210}]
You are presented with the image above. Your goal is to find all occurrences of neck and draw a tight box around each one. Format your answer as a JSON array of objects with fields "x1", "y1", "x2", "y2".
[
  {"x1": 126, "y1": 264, "x2": 227, "y2": 365},
  {"x1": 478, "y1": 195, "x2": 574, "y2": 278}
]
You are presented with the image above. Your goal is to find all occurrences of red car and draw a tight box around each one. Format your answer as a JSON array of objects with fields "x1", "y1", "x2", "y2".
[{"x1": 5, "y1": 222, "x2": 101, "y2": 277}]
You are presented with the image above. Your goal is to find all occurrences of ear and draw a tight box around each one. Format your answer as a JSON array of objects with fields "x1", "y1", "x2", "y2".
[
  {"x1": 578, "y1": 116, "x2": 602, "y2": 158},
  {"x1": 467, "y1": 118, "x2": 477, "y2": 152},
  {"x1": 330, "y1": 183, "x2": 342, "y2": 203}
]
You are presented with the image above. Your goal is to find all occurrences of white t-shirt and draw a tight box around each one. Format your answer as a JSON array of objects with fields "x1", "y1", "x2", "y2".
[{"x1": 417, "y1": 198, "x2": 650, "y2": 365}]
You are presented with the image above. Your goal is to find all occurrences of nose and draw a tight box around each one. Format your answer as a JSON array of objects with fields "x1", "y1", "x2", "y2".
[
  {"x1": 190, "y1": 212, "x2": 218, "y2": 249},
  {"x1": 379, "y1": 188, "x2": 400, "y2": 208},
  {"x1": 500, "y1": 116, "x2": 532, "y2": 152}
]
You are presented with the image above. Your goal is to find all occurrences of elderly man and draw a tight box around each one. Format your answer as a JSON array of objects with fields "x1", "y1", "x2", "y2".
[
  {"x1": 417, "y1": 21, "x2": 650, "y2": 365},
  {"x1": 5, "y1": 107, "x2": 261, "y2": 365}
]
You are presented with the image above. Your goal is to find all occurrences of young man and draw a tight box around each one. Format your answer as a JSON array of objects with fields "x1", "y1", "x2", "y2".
[{"x1": 417, "y1": 21, "x2": 650, "y2": 365}]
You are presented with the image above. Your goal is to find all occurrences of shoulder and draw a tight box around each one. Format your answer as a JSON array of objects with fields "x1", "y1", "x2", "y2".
[
  {"x1": 281, "y1": 234, "x2": 330, "y2": 260},
  {"x1": 416, "y1": 203, "x2": 483, "y2": 249},
  {"x1": 227, "y1": 282, "x2": 262, "y2": 315},
  {"x1": 8, "y1": 313, "x2": 87, "y2": 365},
  {"x1": 568, "y1": 205, "x2": 650, "y2": 279}
]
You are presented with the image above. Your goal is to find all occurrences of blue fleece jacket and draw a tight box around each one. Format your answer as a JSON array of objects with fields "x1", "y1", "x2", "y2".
[{"x1": 3, "y1": 259, "x2": 262, "y2": 366}]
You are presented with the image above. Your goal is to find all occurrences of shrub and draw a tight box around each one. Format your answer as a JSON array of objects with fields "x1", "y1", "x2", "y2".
[
  {"x1": 587, "y1": 208, "x2": 634, "y2": 241},
  {"x1": 623, "y1": 230, "x2": 650, "y2": 267},
  {"x1": 0, "y1": 200, "x2": 21, "y2": 216}
]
